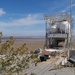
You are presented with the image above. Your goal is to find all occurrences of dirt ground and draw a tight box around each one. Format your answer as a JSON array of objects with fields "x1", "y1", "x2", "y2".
[
  {"x1": 2, "y1": 38, "x2": 75, "y2": 51},
  {"x1": 13, "y1": 39, "x2": 45, "y2": 51}
]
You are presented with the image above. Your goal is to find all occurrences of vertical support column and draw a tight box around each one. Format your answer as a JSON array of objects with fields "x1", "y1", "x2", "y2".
[
  {"x1": 69, "y1": 0, "x2": 72, "y2": 47},
  {"x1": 44, "y1": 15, "x2": 48, "y2": 48}
]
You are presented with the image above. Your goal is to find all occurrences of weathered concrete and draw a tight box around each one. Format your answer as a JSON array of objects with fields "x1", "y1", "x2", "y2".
[{"x1": 22, "y1": 57, "x2": 75, "y2": 75}]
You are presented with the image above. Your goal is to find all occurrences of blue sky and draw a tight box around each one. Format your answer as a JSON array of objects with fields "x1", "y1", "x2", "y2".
[{"x1": 0, "y1": 0, "x2": 75, "y2": 37}]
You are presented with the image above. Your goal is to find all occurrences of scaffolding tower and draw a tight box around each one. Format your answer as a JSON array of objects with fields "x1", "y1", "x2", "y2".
[{"x1": 44, "y1": 13, "x2": 72, "y2": 49}]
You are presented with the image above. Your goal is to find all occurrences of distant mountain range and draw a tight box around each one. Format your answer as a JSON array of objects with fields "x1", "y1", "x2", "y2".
[{"x1": 2, "y1": 36, "x2": 45, "y2": 39}]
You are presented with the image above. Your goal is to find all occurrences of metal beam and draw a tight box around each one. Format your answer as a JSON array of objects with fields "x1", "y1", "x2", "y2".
[{"x1": 48, "y1": 34, "x2": 67, "y2": 38}]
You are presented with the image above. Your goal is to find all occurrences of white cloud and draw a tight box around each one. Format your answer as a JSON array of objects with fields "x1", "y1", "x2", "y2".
[
  {"x1": 62, "y1": 4, "x2": 75, "y2": 12},
  {"x1": 0, "y1": 14, "x2": 45, "y2": 36},
  {"x1": 1, "y1": 28, "x2": 45, "y2": 36},
  {"x1": 0, "y1": 14, "x2": 44, "y2": 26},
  {"x1": 27, "y1": 30, "x2": 45, "y2": 36},
  {"x1": 0, "y1": 8, "x2": 6, "y2": 16}
]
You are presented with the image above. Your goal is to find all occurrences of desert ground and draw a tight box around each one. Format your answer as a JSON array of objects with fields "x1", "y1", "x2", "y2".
[
  {"x1": 2, "y1": 38, "x2": 75, "y2": 51},
  {"x1": 13, "y1": 38, "x2": 45, "y2": 51},
  {"x1": 1, "y1": 38, "x2": 75, "y2": 75}
]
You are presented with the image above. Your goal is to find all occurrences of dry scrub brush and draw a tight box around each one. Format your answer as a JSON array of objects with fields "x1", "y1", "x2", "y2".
[{"x1": 0, "y1": 33, "x2": 38, "y2": 75}]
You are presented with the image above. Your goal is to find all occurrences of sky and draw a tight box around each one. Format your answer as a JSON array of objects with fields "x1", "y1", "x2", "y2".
[{"x1": 0, "y1": 0, "x2": 75, "y2": 37}]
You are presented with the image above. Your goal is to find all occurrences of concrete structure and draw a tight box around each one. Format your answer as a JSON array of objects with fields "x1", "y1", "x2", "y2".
[{"x1": 23, "y1": 58, "x2": 75, "y2": 75}]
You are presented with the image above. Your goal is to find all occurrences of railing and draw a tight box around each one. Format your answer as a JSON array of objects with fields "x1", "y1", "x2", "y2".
[{"x1": 48, "y1": 33, "x2": 67, "y2": 38}]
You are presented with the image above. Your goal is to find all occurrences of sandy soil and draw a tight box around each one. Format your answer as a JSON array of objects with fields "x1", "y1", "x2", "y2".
[
  {"x1": 2, "y1": 38, "x2": 75, "y2": 51},
  {"x1": 13, "y1": 39, "x2": 45, "y2": 51}
]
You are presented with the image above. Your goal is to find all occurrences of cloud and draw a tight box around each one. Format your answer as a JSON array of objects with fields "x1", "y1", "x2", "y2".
[
  {"x1": 0, "y1": 8, "x2": 6, "y2": 16},
  {"x1": 0, "y1": 14, "x2": 44, "y2": 26},
  {"x1": 0, "y1": 14, "x2": 45, "y2": 36},
  {"x1": 1, "y1": 27, "x2": 45, "y2": 36},
  {"x1": 62, "y1": 4, "x2": 75, "y2": 12}
]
